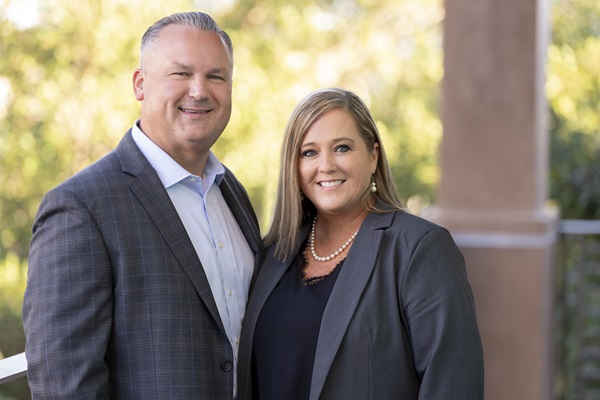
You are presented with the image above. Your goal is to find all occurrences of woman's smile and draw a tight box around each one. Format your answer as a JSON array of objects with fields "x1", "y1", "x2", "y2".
[{"x1": 318, "y1": 180, "x2": 345, "y2": 188}]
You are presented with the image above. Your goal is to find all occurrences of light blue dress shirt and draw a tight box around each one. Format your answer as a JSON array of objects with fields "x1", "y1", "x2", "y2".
[{"x1": 132, "y1": 122, "x2": 253, "y2": 395}]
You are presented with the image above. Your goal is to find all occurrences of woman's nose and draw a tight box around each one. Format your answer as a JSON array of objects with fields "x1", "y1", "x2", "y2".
[{"x1": 318, "y1": 153, "x2": 337, "y2": 173}]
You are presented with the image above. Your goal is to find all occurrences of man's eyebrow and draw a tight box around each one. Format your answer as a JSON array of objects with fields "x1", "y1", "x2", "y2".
[
  {"x1": 171, "y1": 63, "x2": 229, "y2": 76},
  {"x1": 172, "y1": 62, "x2": 193, "y2": 70},
  {"x1": 206, "y1": 67, "x2": 230, "y2": 76}
]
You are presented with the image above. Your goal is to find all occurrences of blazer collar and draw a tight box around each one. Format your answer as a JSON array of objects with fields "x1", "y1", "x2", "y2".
[
  {"x1": 243, "y1": 221, "x2": 311, "y2": 324},
  {"x1": 310, "y1": 210, "x2": 395, "y2": 400},
  {"x1": 118, "y1": 130, "x2": 262, "y2": 255}
]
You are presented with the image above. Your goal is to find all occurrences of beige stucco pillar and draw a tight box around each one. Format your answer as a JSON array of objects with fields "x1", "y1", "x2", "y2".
[{"x1": 423, "y1": 0, "x2": 558, "y2": 398}]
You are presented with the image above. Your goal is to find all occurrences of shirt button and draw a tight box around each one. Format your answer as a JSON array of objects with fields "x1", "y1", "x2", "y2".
[
  {"x1": 218, "y1": 242, "x2": 224, "y2": 248},
  {"x1": 228, "y1": 289, "x2": 232, "y2": 297},
  {"x1": 220, "y1": 361, "x2": 233, "y2": 372},
  {"x1": 235, "y1": 337, "x2": 239, "y2": 344}
]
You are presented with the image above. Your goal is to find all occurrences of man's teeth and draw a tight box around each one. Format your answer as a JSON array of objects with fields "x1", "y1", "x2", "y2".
[
  {"x1": 320, "y1": 180, "x2": 343, "y2": 187},
  {"x1": 181, "y1": 108, "x2": 206, "y2": 113}
]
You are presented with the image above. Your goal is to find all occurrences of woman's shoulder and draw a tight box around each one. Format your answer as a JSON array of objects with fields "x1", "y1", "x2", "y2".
[
  {"x1": 380, "y1": 209, "x2": 446, "y2": 233},
  {"x1": 370, "y1": 209, "x2": 453, "y2": 246}
]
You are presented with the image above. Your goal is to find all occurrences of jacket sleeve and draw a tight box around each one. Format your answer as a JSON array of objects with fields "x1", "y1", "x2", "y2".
[
  {"x1": 23, "y1": 188, "x2": 112, "y2": 399},
  {"x1": 401, "y1": 227, "x2": 484, "y2": 400}
]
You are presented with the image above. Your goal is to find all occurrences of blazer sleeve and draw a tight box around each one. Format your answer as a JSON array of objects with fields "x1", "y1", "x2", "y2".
[
  {"x1": 400, "y1": 227, "x2": 484, "y2": 400},
  {"x1": 23, "y1": 188, "x2": 113, "y2": 399}
]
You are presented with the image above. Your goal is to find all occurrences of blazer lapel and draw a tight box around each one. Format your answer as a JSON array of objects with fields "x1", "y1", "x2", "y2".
[
  {"x1": 238, "y1": 225, "x2": 310, "y2": 399},
  {"x1": 243, "y1": 224, "x2": 310, "y2": 330},
  {"x1": 242, "y1": 250, "x2": 290, "y2": 333},
  {"x1": 309, "y1": 212, "x2": 394, "y2": 400},
  {"x1": 238, "y1": 244, "x2": 291, "y2": 397},
  {"x1": 116, "y1": 131, "x2": 225, "y2": 332}
]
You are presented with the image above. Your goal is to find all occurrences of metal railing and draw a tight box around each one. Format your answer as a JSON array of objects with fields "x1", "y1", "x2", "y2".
[
  {"x1": 0, "y1": 352, "x2": 26, "y2": 385},
  {"x1": 555, "y1": 219, "x2": 600, "y2": 400}
]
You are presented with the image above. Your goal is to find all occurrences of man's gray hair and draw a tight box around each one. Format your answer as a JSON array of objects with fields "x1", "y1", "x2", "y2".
[{"x1": 140, "y1": 12, "x2": 233, "y2": 69}]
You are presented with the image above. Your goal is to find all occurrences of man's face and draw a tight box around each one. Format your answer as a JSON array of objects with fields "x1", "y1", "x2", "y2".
[{"x1": 133, "y1": 25, "x2": 232, "y2": 170}]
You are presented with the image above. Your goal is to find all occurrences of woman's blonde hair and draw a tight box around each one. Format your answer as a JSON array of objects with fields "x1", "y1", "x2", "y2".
[{"x1": 265, "y1": 88, "x2": 404, "y2": 261}]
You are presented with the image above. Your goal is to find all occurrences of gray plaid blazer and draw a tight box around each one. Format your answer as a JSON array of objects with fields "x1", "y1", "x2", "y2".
[{"x1": 23, "y1": 130, "x2": 264, "y2": 399}]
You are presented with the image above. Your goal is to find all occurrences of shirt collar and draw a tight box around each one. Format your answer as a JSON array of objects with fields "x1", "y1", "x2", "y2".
[{"x1": 131, "y1": 120, "x2": 225, "y2": 189}]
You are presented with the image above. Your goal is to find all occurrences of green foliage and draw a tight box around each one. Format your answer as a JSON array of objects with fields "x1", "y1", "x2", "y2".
[
  {"x1": 549, "y1": 110, "x2": 600, "y2": 219},
  {"x1": 1, "y1": 1, "x2": 444, "y2": 397},
  {"x1": 548, "y1": 0, "x2": 600, "y2": 219},
  {"x1": 6, "y1": 0, "x2": 599, "y2": 397},
  {"x1": 0, "y1": 1, "x2": 204, "y2": 397},
  {"x1": 215, "y1": 0, "x2": 444, "y2": 226},
  {"x1": 0, "y1": 254, "x2": 28, "y2": 398},
  {"x1": 0, "y1": 0, "x2": 597, "y2": 391},
  {"x1": 549, "y1": 4, "x2": 600, "y2": 400}
]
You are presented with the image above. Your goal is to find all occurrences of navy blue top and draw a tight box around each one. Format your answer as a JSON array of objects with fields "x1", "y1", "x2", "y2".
[{"x1": 252, "y1": 251, "x2": 344, "y2": 400}]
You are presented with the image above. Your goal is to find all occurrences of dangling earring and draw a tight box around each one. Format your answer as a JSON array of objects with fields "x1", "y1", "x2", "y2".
[{"x1": 370, "y1": 176, "x2": 377, "y2": 193}]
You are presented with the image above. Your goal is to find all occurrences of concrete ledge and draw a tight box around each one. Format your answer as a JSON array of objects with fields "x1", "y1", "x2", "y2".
[
  {"x1": 451, "y1": 230, "x2": 557, "y2": 249},
  {"x1": 421, "y1": 206, "x2": 559, "y2": 235}
]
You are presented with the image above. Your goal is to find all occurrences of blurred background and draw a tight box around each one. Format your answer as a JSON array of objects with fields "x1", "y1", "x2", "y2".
[{"x1": 0, "y1": 0, "x2": 598, "y2": 398}]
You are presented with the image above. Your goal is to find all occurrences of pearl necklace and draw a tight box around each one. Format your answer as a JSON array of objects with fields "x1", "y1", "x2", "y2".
[{"x1": 309, "y1": 216, "x2": 359, "y2": 263}]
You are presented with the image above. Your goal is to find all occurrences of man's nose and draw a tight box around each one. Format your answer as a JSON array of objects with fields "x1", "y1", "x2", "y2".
[{"x1": 188, "y1": 77, "x2": 209, "y2": 100}]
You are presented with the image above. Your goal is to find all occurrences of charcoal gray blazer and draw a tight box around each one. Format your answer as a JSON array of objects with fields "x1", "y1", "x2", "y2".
[
  {"x1": 238, "y1": 210, "x2": 483, "y2": 400},
  {"x1": 23, "y1": 130, "x2": 264, "y2": 399}
]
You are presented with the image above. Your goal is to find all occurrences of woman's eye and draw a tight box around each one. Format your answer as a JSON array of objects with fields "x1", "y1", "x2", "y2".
[
  {"x1": 335, "y1": 145, "x2": 350, "y2": 153},
  {"x1": 302, "y1": 150, "x2": 316, "y2": 157}
]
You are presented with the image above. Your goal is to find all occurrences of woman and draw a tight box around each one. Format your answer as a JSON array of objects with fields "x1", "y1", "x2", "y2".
[{"x1": 238, "y1": 88, "x2": 484, "y2": 399}]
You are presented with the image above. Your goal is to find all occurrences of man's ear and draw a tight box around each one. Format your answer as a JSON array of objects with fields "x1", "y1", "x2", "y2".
[{"x1": 132, "y1": 69, "x2": 144, "y2": 101}]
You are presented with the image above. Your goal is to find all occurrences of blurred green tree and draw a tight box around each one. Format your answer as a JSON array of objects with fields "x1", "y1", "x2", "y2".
[
  {"x1": 218, "y1": 0, "x2": 444, "y2": 224},
  {"x1": 548, "y1": 3, "x2": 600, "y2": 399},
  {"x1": 547, "y1": 0, "x2": 600, "y2": 219},
  {"x1": 1, "y1": 0, "x2": 598, "y2": 398},
  {"x1": 1, "y1": 0, "x2": 443, "y2": 397}
]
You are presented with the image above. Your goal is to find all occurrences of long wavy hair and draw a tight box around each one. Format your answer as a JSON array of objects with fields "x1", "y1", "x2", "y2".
[{"x1": 265, "y1": 88, "x2": 404, "y2": 261}]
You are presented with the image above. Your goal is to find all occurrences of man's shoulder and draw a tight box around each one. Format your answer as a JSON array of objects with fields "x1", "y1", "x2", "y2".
[
  {"x1": 58, "y1": 150, "x2": 121, "y2": 191},
  {"x1": 220, "y1": 165, "x2": 248, "y2": 193},
  {"x1": 48, "y1": 132, "x2": 139, "y2": 198}
]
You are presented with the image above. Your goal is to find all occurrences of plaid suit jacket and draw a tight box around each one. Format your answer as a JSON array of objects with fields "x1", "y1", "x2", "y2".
[{"x1": 23, "y1": 130, "x2": 264, "y2": 399}]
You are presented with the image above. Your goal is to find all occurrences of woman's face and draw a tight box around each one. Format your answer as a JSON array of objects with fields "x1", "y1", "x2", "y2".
[{"x1": 298, "y1": 109, "x2": 379, "y2": 218}]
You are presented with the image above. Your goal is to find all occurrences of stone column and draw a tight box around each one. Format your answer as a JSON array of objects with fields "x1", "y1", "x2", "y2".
[{"x1": 423, "y1": 0, "x2": 558, "y2": 398}]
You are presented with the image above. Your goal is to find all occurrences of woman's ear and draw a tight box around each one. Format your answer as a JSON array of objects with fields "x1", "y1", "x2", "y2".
[{"x1": 371, "y1": 142, "x2": 380, "y2": 174}]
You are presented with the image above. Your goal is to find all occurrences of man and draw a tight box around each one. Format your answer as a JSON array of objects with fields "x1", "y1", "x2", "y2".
[{"x1": 22, "y1": 12, "x2": 263, "y2": 399}]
